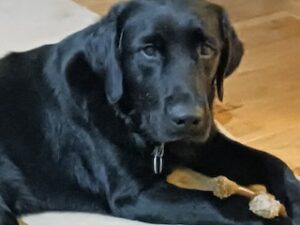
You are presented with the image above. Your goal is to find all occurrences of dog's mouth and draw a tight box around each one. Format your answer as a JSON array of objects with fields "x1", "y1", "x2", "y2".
[
  {"x1": 163, "y1": 121, "x2": 212, "y2": 144},
  {"x1": 138, "y1": 113, "x2": 213, "y2": 145}
]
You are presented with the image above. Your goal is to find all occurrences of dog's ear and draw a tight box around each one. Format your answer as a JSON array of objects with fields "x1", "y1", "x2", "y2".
[
  {"x1": 85, "y1": 3, "x2": 127, "y2": 104},
  {"x1": 214, "y1": 7, "x2": 244, "y2": 101}
]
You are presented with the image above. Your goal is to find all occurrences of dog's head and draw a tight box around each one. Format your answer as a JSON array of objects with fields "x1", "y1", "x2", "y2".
[{"x1": 85, "y1": 0, "x2": 243, "y2": 144}]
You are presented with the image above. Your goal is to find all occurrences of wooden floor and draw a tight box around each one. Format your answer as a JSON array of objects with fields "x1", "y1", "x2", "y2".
[{"x1": 75, "y1": 0, "x2": 300, "y2": 174}]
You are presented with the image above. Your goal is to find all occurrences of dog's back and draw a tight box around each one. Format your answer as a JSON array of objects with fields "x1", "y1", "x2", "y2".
[{"x1": 0, "y1": 46, "x2": 52, "y2": 149}]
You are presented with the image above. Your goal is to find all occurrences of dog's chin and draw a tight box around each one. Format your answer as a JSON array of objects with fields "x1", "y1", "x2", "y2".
[{"x1": 145, "y1": 122, "x2": 212, "y2": 145}]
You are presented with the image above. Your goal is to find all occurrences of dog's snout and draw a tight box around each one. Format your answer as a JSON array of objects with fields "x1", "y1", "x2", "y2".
[
  {"x1": 168, "y1": 104, "x2": 204, "y2": 130},
  {"x1": 173, "y1": 114, "x2": 201, "y2": 127}
]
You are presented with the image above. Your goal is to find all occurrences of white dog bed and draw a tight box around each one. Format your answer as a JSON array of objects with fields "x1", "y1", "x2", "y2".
[
  {"x1": 21, "y1": 213, "x2": 154, "y2": 225},
  {"x1": 0, "y1": 0, "x2": 99, "y2": 57}
]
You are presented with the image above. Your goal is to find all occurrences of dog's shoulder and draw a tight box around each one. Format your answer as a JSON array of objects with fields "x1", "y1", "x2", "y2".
[
  {"x1": 0, "y1": 45, "x2": 52, "y2": 79},
  {"x1": 0, "y1": 45, "x2": 55, "y2": 108},
  {"x1": 0, "y1": 45, "x2": 56, "y2": 140}
]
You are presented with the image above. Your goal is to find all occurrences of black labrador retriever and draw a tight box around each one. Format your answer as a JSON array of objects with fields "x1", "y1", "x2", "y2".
[{"x1": 0, "y1": 0, "x2": 299, "y2": 224}]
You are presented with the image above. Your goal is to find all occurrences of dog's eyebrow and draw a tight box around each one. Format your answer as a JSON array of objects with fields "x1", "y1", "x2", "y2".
[
  {"x1": 191, "y1": 27, "x2": 217, "y2": 44},
  {"x1": 142, "y1": 33, "x2": 165, "y2": 45},
  {"x1": 191, "y1": 26, "x2": 208, "y2": 39}
]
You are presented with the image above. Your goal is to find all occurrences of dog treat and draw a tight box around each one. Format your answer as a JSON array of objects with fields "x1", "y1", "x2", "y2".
[{"x1": 167, "y1": 168, "x2": 287, "y2": 219}]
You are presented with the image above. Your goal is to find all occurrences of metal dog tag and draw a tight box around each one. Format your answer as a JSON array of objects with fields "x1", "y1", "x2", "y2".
[{"x1": 153, "y1": 144, "x2": 165, "y2": 174}]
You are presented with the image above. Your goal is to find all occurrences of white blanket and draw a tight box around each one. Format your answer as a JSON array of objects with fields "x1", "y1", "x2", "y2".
[
  {"x1": 22, "y1": 213, "x2": 152, "y2": 225},
  {"x1": 0, "y1": 0, "x2": 98, "y2": 57}
]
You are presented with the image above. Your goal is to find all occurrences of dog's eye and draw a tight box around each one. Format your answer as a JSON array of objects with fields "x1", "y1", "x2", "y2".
[
  {"x1": 142, "y1": 45, "x2": 158, "y2": 58},
  {"x1": 197, "y1": 44, "x2": 215, "y2": 59}
]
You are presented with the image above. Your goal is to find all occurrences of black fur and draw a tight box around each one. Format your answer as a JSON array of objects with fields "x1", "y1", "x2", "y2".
[{"x1": 0, "y1": 0, "x2": 299, "y2": 225}]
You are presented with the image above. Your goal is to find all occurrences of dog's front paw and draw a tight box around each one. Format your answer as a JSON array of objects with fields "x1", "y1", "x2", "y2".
[
  {"x1": 0, "y1": 213, "x2": 19, "y2": 225},
  {"x1": 17, "y1": 218, "x2": 28, "y2": 225}
]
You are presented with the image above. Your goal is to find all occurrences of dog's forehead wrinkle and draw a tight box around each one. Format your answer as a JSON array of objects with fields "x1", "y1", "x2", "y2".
[{"x1": 125, "y1": 1, "x2": 202, "y2": 36}]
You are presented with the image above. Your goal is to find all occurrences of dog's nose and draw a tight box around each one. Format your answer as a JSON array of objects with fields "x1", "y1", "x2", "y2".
[
  {"x1": 169, "y1": 104, "x2": 204, "y2": 130},
  {"x1": 173, "y1": 114, "x2": 201, "y2": 127}
]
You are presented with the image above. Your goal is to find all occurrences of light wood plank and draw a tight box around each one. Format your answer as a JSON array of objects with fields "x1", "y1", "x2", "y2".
[
  {"x1": 74, "y1": 0, "x2": 120, "y2": 15},
  {"x1": 215, "y1": 13, "x2": 300, "y2": 170}
]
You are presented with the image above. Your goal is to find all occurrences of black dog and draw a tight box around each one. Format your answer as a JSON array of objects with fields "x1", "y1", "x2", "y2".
[{"x1": 0, "y1": 0, "x2": 299, "y2": 224}]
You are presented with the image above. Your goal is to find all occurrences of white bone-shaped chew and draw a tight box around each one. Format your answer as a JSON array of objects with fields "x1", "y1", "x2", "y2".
[
  {"x1": 249, "y1": 193, "x2": 283, "y2": 219},
  {"x1": 167, "y1": 168, "x2": 287, "y2": 219}
]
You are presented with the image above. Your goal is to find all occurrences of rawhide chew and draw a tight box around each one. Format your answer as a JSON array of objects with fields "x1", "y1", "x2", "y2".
[{"x1": 167, "y1": 168, "x2": 287, "y2": 219}]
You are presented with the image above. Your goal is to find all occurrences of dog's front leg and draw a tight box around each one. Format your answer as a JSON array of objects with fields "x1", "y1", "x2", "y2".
[
  {"x1": 0, "y1": 157, "x2": 35, "y2": 225},
  {"x1": 0, "y1": 160, "x2": 19, "y2": 225},
  {"x1": 110, "y1": 178, "x2": 294, "y2": 225},
  {"x1": 0, "y1": 196, "x2": 19, "y2": 225},
  {"x1": 177, "y1": 131, "x2": 300, "y2": 224}
]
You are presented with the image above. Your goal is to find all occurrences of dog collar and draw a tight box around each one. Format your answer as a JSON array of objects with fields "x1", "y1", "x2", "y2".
[{"x1": 153, "y1": 143, "x2": 165, "y2": 174}]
